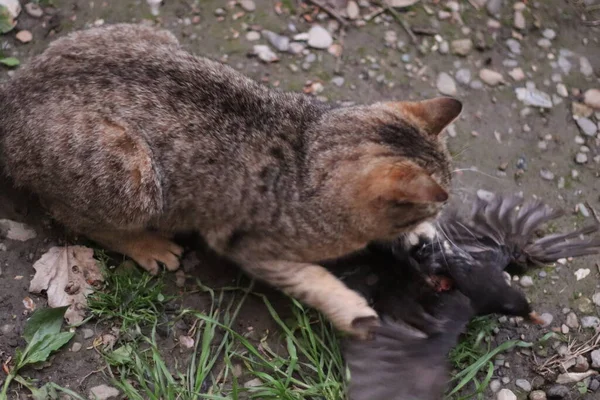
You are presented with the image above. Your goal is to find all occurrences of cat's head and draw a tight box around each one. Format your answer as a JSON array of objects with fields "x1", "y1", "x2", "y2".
[{"x1": 319, "y1": 97, "x2": 461, "y2": 240}]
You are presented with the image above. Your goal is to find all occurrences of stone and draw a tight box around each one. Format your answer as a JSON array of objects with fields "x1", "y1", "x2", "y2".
[
  {"x1": 346, "y1": 1, "x2": 360, "y2": 20},
  {"x1": 583, "y1": 89, "x2": 600, "y2": 110},
  {"x1": 244, "y1": 378, "x2": 262, "y2": 388},
  {"x1": 262, "y1": 30, "x2": 290, "y2": 52},
  {"x1": 71, "y1": 342, "x2": 82, "y2": 352},
  {"x1": 497, "y1": 388, "x2": 517, "y2": 400},
  {"x1": 239, "y1": 0, "x2": 256, "y2": 12},
  {"x1": 24, "y1": 2, "x2": 43, "y2": 18},
  {"x1": 573, "y1": 355, "x2": 589, "y2": 372},
  {"x1": 451, "y1": 39, "x2": 473, "y2": 56},
  {"x1": 537, "y1": 38, "x2": 552, "y2": 49},
  {"x1": 575, "y1": 153, "x2": 588, "y2": 164},
  {"x1": 506, "y1": 38, "x2": 521, "y2": 54},
  {"x1": 529, "y1": 390, "x2": 546, "y2": 400},
  {"x1": 331, "y1": 76, "x2": 344, "y2": 87},
  {"x1": 566, "y1": 312, "x2": 579, "y2": 328},
  {"x1": 581, "y1": 316, "x2": 600, "y2": 328},
  {"x1": 509, "y1": 68, "x2": 525, "y2": 81},
  {"x1": 590, "y1": 379, "x2": 600, "y2": 392},
  {"x1": 288, "y1": 42, "x2": 305, "y2": 54},
  {"x1": 307, "y1": 25, "x2": 333, "y2": 49},
  {"x1": 520, "y1": 276, "x2": 534, "y2": 287},
  {"x1": 455, "y1": 68, "x2": 472, "y2": 85},
  {"x1": 0, "y1": 0, "x2": 20, "y2": 18},
  {"x1": 546, "y1": 385, "x2": 569, "y2": 398},
  {"x1": 245, "y1": 31, "x2": 260, "y2": 41},
  {"x1": 539, "y1": 313, "x2": 553, "y2": 327},
  {"x1": 439, "y1": 41, "x2": 449, "y2": 54},
  {"x1": 490, "y1": 379, "x2": 502, "y2": 393},
  {"x1": 0, "y1": 219, "x2": 37, "y2": 241},
  {"x1": 591, "y1": 350, "x2": 600, "y2": 369},
  {"x1": 593, "y1": 292, "x2": 600, "y2": 307},
  {"x1": 470, "y1": 80, "x2": 483, "y2": 90},
  {"x1": 480, "y1": 69, "x2": 504, "y2": 86},
  {"x1": 543, "y1": 29, "x2": 556, "y2": 39},
  {"x1": 15, "y1": 30, "x2": 32, "y2": 43},
  {"x1": 82, "y1": 329, "x2": 94, "y2": 339},
  {"x1": 89, "y1": 385, "x2": 119, "y2": 400},
  {"x1": 576, "y1": 117, "x2": 598, "y2": 137},
  {"x1": 487, "y1": 0, "x2": 503, "y2": 16},
  {"x1": 572, "y1": 102, "x2": 594, "y2": 118},
  {"x1": 253, "y1": 45, "x2": 278, "y2": 63},
  {"x1": 580, "y1": 57, "x2": 594, "y2": 77},
  {"x1": 1, "y1": 324, "x2": 15, "y2": 335},
  {"x1": 540, "y1": 169, "x2": 554, "y2": 181},
  {"x1": 556, "y1": 83, "x2": 568, "y2": 97},
  {"x1": 514, "y1": 10, "x2": 526, "y2": 30},
  {"x1": 516, "y1": 379, "x2": 532, "y2": 392},
  {"x1": 436, "y1": 72, "x2": 457, "y2": 96}
]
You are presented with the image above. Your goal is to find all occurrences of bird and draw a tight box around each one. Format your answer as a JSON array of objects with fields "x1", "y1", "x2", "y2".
[{"x1": 326, "y1": 191, "x2": 600, "y2": 400}]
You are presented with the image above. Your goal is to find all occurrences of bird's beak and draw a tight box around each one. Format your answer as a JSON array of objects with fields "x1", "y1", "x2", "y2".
[{"x1": 528, "y1": 311, "x2": 545, "y2": 325}]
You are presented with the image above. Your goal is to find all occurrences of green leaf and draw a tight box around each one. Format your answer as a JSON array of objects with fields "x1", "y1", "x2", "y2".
[
  {"x1": 22, "y1": 331, "x2": 75, "y2": 365},
  {"x1": 0, "y1": 57, "x2": 20, "y2": 67},
  {"x1": 106, "y1": 344, "x2": 134, "y2": 366},
  {"x1": 23, "y1": 306, "x2": 70, "y2": 343}
]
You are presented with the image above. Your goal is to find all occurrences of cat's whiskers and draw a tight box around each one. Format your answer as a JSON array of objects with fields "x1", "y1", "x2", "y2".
[
  {"x1": 451, "y1": 168, "x2": 505, "y2": 181},
  {"x1": 436, "y1": 222, "x2": 461, "y2": 253}
]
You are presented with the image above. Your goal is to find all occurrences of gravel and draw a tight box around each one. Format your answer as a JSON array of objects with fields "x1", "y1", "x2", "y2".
[
  {"x1": 520, "y1": 276, "x2": 534, "y2": 288},
  {"x1": 451, "y1": 38, "x2": 473, "y2": 56},
  {"x1": 437, "y1": 72, "x2": 457, "y2": 96},
  {"x1": 546, "y1": 385, "x2": 569, "y2": 398},
  {"x1": 307, "y1": 25, "x2": 333, "y2": 49},
  {"x1": 479, "y1": 69, "x2": 504, "y2": 86},
  {"x1": 497, "y1": 388, "x2": 517, "y2": 400},
  {"x1": 580, "y1": 316, "x2": 600, "y2": 328},
  {"x1": 455, "y1": 68, "x2": 472, "y2": 85},
  {"x1": 576, "y1": 117, "x2": 598, "y2": 137},
  {"x1": 262, "y1": 30, "x2": 290, "y2": 52},
  {"x1": 516, "y1": 379, "x2": 532, "y2": 392}
]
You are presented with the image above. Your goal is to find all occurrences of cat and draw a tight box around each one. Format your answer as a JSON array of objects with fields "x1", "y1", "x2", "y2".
[{"x1": 0, "y1": 23, "x2": 461, "y2": 338}]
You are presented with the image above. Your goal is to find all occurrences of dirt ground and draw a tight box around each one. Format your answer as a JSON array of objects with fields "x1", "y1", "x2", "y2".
[{"x1": 1, "y1": 0, "x2": 600, "y2": 399}]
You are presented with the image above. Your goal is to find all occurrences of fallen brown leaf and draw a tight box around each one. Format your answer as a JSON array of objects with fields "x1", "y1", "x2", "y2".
[{"x1": 29, "y1": 246, "x2": 104, "y2": 325}]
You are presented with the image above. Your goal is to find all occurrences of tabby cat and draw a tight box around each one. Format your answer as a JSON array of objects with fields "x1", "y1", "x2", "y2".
[{"x1": 0, "y1": 24, "x2": 461, "y2": 338}]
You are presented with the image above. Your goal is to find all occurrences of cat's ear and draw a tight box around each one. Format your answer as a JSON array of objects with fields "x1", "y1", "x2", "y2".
[
  {"x1": 389, "y1": 97, "x2": 463, "y2": 137},
  {"x1": 361, "y1": 161, "x2": 448, "y2": 204}
]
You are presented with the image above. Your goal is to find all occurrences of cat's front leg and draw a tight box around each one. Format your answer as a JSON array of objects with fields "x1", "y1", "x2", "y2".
[{"x1": 241, "y1": 260, "x2": 379, "y2": 339}]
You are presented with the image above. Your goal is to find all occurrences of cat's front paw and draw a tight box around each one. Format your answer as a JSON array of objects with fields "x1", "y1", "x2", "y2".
[{"x1": 332, "y1": 303, "x2": 380, "y2": 340}]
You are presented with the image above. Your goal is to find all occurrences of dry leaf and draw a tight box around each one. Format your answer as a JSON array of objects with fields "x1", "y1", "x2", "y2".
[
  {"x1": 385, "y1": 0, "x2": 421, "y2": 8},
  {"x1": 0, "y1": 219, "x2": 37, "y2": 241},
  {"x1": 29, "y1": 246, "x2": 104, "y2": 324},
  {"x1": 556, "y1": 370, "x2": 598, "y2": 384}
]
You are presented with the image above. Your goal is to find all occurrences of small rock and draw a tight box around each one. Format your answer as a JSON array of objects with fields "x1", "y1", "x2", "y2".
[
  {"x1": 581, "y1": 316, "x2": 600, "y2": 328},
  {"x1": 583, "y1": 89, "x2": 600, "y2": 110},
  {"x1": 288, "y1": 42, "x2": 305, "y2": 54},
  {"x1": 253, "y1": 45, "x2": 278, "y2": 63},
  {"x1": 574, "y1": 268, "x2": 591, "y2": 280},
  {"x1": 529, "y1": 390, "x2": 546, "y2": 400},
  {"x1": 0, "y1": 219, "x2": 37, "y2": 241},
  {"x1": 1, "y1": 324, "x2": 15, "y2": 335},
  {"x1": 179, "y1": 335, "x2": 194, "y2": 349},
  {"x1": 539, "y1": 313, "x2": 553, "y2": 327},
  {"x1": 15, "y1": 30, "x2": 33, "y2": 43},
  {"x1": 244, "y1": 378, "x2": 262, "y2": 388},
  {"x1": 516, "y1": 87, "x2": 552, "y2": 108},
  {"x1": 490, "y1": 380, "x2": 502, "y2": 393},
  {"x1": 566, "y1": 312, "x2": 579, "y2": 328},
  {"x1": 509, "y1": 68, "x2": 525, "y2": 81},
  {"x1": 592, "y1": 292, "x2": 600, "y2": 307},
  {"x1": 514, "y1": 10, "x2": 526, "y2": 30},
  {"x1": 590, "y1": 379, "x2": 600, "y2": 392},
  {"x1": 591, "y1": 349, "x2": 600, "y2": 369},
  {"x1": 487, "y1": 0, "x2": 503, "y2": 16},
  {"x1": 556, "y1": 83, "x2": 568, "y2": 97},
  {"x1": 71, "y1": 342, "x2": 82, "y2": 352},
  {"x1": 346, "y1": 1, "x2": 360, "y2": 20},
  {"x1": 572, "y1": 102, "x2": 594, "y2": 118},
  {"x1": 520, "y1": 276, "x2": 534, "y2": 288},
  {"x1": 561, "y1": 324, "x2": 569, "y2": 334},
  {"x1": 245, "y1": 31, "x2": 260, "y2": 41},
  {"x1": 436, "y1": 72, "x2": 457, "y2": 96},
  {"x1": 506, "y1": 38, "x2": 521, "y2": 54},
  {"x1": 543, "y1": 29, "x2": 556, "y2": 40},
  {"x1": 239, "y1": 0, "x2": 256, "y2": 12},
  {"x1": 497, "y1": 388, "x2": 517, "y2": 400},
  {"x1": 24, "y1": 2, "x2": 43, "y2": 18},
  {"x1": 546, "y1": 385, "x2": 569, "y2": 398},
  {"x1": 480, "y1": 69, "x2": 504, "y2": 86},
  {"x1": 331, "y1": 76, "x2": 344, "y2": 87},
  {"x1": 89, "y1": 385, "x2": 119, "y2": 400},
  {"x1": 455, "y1": 68, "x2": 472, "y2": 85},
  {"x1": 516, "y1": 379, "x2": 532, "y2": 392},
  {"x1": 575, "y1": 153, "x2": 588, "y2": 164},
  {"x1": 580, "y1": 57, "x2": 594, "y2": 77},
  {"x1": 82, "y1": 328, "x2": 94, "y2": 339},
  {"x1": 451, "y1": 39, "x2": 473, "y2": 56},
  {"x1": 439, "y1": 41, "x2": 449, "y2": 54},
  {"x1": 537, "y1": 38, "x2": 552, "y2": 49},
  {"x1": 540, "y1": 169, "x2": 554, "y2": 181},
  {"x1": 0, "y1": 0, "x2": 20, "y2": 18},
  {"x1": 470, "y1": 80, "x2": 483, "y2": 90},
  {"x1": 576, "y1": 117, "x2": 598, "y2": 137},
  {"x1": 573, "y1": 355, "x2": 589, "y2": 372},
  {"x1": 262, "y1": 30, "x2": 290, "y2": 52},
  {"x1": 307, "y1": 25, "x2": 333, "y2": 49}
]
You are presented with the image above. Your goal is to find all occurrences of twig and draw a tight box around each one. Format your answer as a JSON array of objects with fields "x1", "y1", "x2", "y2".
[
  {"x1": 79, "y1": 366, "x2": 106, "y2": 386},
  {"x1": 585, "y1": 201, "x2": 600, "y2": 224},
  {"x1": 377, "y1": 1, "x2": 418, "y2": 45},
  {"x1": 306, "y1": 0, "x2": 349, "y2": 27}
]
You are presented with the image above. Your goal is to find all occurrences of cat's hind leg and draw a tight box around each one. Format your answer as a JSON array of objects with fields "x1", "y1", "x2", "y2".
[
  {"x1": 86, "y1": 230, "x2": 183, "y2": 275},
  {"x1": 241, "y1": 260, "x2": 379, "y2": 339}
]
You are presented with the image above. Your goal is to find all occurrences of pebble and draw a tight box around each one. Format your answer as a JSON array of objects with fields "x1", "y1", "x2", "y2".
[
  {"x1": 262, "y1": 30, "x2": 290, "y2": 52},
  {"x1": 516, "y1": 87, "x2": 553, "y2": 108},
  {"x1": 537, "y1": 38, "x2": 552, "y2": 49},
  {"x1": 82, "y1": 328, "x2": 94, "y2": 339},
  {"x1": 539, "y1": 313, "x2": 553, "y2": 327},
  {"x1": 307, "y1": 25, "x2": 333, "y2": 49},
  {"x1": 573, "y1": 102, "x2": 594, "y2": 118},
  {"x1": 245, "y1": 31, "x2": 260, "y2": 41},
  {"x1": 591, "y1": 349, "x2": 600, "y2": 369},
  {"x1": 506, "y1": 38, "x2": 521, "y2": 54},
  {"x1": 581, "y1": 316, "x2": 600, "y2": 328},
  {"x1": 556, "y1": 83, "x2": 568, "y2": 97},
  {"x1": 15, "y1": 30, "x2": 33, "y2": 43},
  {"x1": 566, "y1": 312, "x2": 579, "y2": 328},
  {"x1": 590, "y1": 379, "x2": 600, "y2": 392},
  {"x1": 0, "y1": 0, "x2": 20, "y2": 18},
  {"x1": 331, "y1": 76, "x2": 344, "y2": 87},
  {"x1": 580, "y1": 57, "x2": 594, "y2": 77},
  {"x1": 1, "y1": 324, "x2": 15, "y2": 335},
  {"x1": 480, "y1": 69, "x2": 504, "y2": 86},
  {"x1": 593, "y1": 292, "x2": 600, "y2": 307},
  {"x1": 451, "y1": 39, "x2": 473, "y2": 56},
  {"x1": 455, "y1": 68, "x2": 472, "y2": 85},
  {"x1": 347, "y1": 1, "x2": 360, "y2": 20},
  {"x1": 288, "y1": 42, "x2": 305, "y2": 54},
  {"x1": 520, "y1": 276, "x2": 534, "y2": 288},
  {"x1": 516, "y1": 379, "x2": 532, "y2": 392},
  {"x1": 439, "y1": 41, "x2": 449, "y2": 54},
  {"x1": 470, "y1": 80, "x2": 483, "y2": 90},
  {"x1": 509, "y1": 68, "x2": 525, "y2": 81},
  {"x1": 24, "y1": 2, "x2": 43, "y2": 18},
  {"x1": 573, "y1": 355, "x2": 589, "y2": 372},
  {"x1": 529, "y1": 390, "x2": 546, "y2": 400},
  {"x1": 436, "y1": 72, "x2": 457, "y2": 96},
  {"x1": 253, "y1": 45, "x2": 278, "y2": 63},
  {"x1": 583, "y1": 89, "x2": 600, "y2": 110},
  {"x1": 543, "y1": 28, "x2": 556, "y2": 40},
  {"x1": 546, "y1": 385, "x2": 569, "y2": 398},
  {"x1": 487, "y1": 0, "x2": 503, "y2": 16},
  {"x1": 575, "y1": 153, "x2": 588, "y2": 164},
  {"x1": 576, "y1": 297, "x2": 594, "y2": 313},
  {"x1": 71, "y1": 342, "x2": 82, "y2": 352},
  {"x1": 540, "y1": 169, "x2": 554, "y2": 181},
  {"x1": 244, "y1": 378, "x2": 262, "y2": 388},
  {"x1": 239, "y1": 0, "x2": 256, "y2": 12},
  {"x1": 497, "y1": 388, "x2": 517, "y2": 400},
  {"x1": 514, "y1": 11, "x2": 526, "y2": 30},
  {"x1": 576, "y1": 117, "x2": 598, "y2": 137},
  {"x1": 89, "y1": 385, "x2": 119, "y2": 400},
  {"x1": 577, "y1": 204, "x2": 590, "y2": 218},
  {"x1": 490, "y1": 380, "x2": 502, "y2": 393}
]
